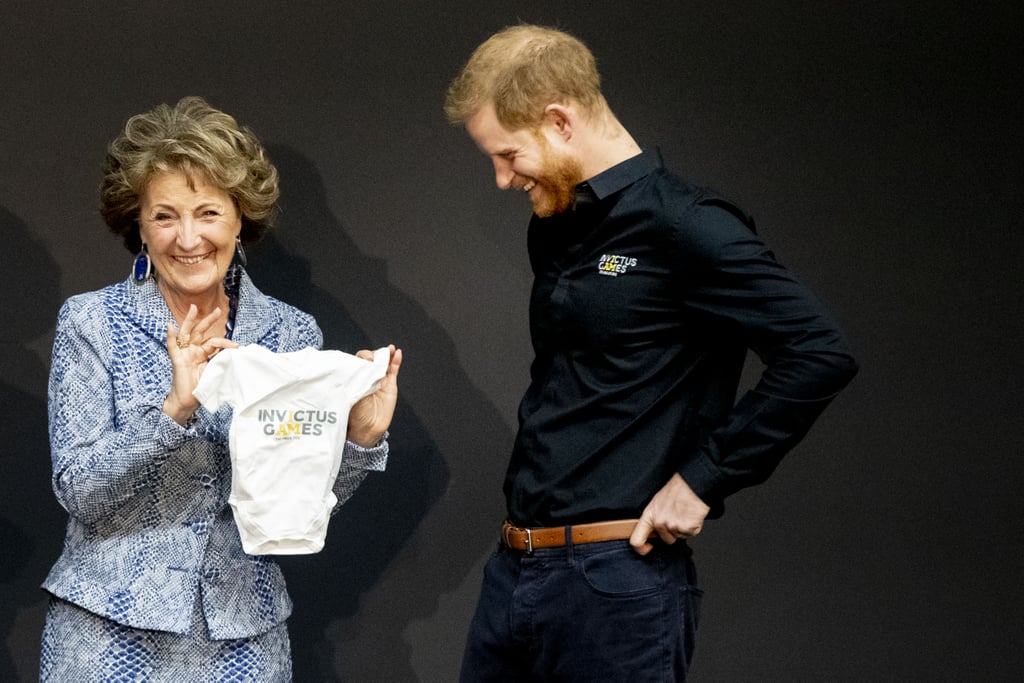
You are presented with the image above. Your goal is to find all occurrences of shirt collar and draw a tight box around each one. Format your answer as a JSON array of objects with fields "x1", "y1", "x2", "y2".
[
  {"x1": 126, "y1": 265, "x2": 278, "y2": 345},
  {"x1": 574, "y1": 148, "x2": 663, "y2": 209}
]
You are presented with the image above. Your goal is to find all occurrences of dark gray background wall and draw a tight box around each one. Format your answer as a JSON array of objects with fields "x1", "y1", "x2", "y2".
[{"x1": 1, "y1": 1, "x2": 1020, "y2": 680}]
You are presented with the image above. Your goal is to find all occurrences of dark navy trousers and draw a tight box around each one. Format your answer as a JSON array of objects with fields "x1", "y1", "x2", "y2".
[{"x1": 460, "y1": 535, "x2": 702, "y2": 682}]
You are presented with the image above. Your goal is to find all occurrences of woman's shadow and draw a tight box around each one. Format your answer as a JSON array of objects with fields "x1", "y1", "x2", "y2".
[
  {"x1": 249, "y1": 146, "x2": 511, "y2": 681},
  {"x1": 0, "y1": 207, "x2": 66, "y2": 681}
]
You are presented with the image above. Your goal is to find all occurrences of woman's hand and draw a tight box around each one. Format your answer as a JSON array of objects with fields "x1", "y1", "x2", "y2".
[
  {"x1": 347, "y1": 344, "x2": 403, "y2": 447},
  {"x1": 163, "y1": 304, "x2": 238, "y2": 425}
]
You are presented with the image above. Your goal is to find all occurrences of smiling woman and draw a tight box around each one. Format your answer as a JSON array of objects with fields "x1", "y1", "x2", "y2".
[
  {"x1": 100, "y1": 98, "x2": 279, "y2": 252},
  {"x1": 38, "y1": 96, "x2": 402, "y2": 681},
  {"x1": 139, "y1": 170, "x2": 240, "y2": 333}
]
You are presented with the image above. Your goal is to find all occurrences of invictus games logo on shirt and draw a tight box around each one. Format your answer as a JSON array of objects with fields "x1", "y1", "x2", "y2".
[
  {"x1": 597, "y1": 254, "x2": 638, "y2": 277},
  {"x1": 257, "y1": 409, "x2": 338, "y2": 439}
]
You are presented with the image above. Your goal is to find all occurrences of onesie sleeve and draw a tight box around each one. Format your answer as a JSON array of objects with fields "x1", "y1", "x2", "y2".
[{"x1": 192, "y1": 349, "x2": 236, "y2": 412}]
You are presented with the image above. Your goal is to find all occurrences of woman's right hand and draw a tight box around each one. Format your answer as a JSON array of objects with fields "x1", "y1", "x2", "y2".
[{"x1": 163, "y1": 304, "x2": 238, "y2": 425}]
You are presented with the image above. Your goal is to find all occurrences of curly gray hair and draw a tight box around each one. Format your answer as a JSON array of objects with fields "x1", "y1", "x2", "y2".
[{"x1": 100, "y1": 96, "x2": 280, "y2": 253}]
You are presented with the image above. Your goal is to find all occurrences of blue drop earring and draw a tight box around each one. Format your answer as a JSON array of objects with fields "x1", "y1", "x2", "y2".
[
  {"x1": 132, "y1": 244, "x2": 152, "y2": 283},
  {"x1": 235, "y1": 236, "x2": 247, "y2": 267}
]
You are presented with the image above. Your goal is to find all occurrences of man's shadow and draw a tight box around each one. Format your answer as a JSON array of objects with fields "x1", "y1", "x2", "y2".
[
  {"x1": 0, "y1": 207, "x2": 66, "y2": 681},
  {"x1": 249, "y1": 147, "x2": 511, "y2": 681}
]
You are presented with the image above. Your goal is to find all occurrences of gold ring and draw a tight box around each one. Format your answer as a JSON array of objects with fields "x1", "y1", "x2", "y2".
[{"x1": 176, "y1": 335, "x2": 190, "y2": 349}]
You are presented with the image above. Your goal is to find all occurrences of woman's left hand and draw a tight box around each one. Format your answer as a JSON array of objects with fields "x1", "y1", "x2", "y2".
[{"x1": 347, "y1": 344, "x2": 403, "y2": 447}]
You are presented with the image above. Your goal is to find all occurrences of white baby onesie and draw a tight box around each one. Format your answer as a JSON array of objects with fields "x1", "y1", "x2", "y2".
[{"x1": 193, "y1": 344, "x2": 389, "y2": 555}]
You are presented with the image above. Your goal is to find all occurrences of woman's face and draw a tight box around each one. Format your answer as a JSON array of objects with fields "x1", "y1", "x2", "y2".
[{"x1": 139, "y1": 170, "x2": 241, "y2": 304}]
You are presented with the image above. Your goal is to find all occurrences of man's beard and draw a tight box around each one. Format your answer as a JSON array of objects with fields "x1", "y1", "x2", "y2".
[{"x1": 530, "y1": 142, "x2": 585, "y2": 218}]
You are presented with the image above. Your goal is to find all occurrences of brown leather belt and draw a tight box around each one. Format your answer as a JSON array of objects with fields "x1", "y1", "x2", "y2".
[{"x1": 501, "y1": 519, "x2": 648, "y2": 553}]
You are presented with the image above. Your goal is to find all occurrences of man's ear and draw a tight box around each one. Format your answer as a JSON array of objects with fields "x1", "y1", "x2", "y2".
[{"x1": 542, "y1": 103, "x2": 574, "y2": 142}]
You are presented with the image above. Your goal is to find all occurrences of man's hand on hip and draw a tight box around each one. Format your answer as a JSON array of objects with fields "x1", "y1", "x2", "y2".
[{"x1": 630, "y1": 473, "x2": 710, "y2": 556}]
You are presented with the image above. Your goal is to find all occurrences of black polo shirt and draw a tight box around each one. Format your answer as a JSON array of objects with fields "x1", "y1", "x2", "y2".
[{"x1": 505, "y1": 149, "x2": 857, "y2": 526}]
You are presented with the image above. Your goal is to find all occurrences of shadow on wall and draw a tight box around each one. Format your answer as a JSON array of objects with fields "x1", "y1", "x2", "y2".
[
  {"x1": 247, "y1": 147, "x2": 511, "y2": 681},
  {"x1": 0, "y1": 207, "x2": 66, "y2": 681}
]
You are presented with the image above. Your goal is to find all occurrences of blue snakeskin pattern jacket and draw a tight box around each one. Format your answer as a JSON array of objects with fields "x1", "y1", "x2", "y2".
[{"x1": 42, "y1": 267, "x2": 388, "y2": 638}]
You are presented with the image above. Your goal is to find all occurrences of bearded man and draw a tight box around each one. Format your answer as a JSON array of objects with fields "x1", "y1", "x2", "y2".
[{"x1": 445, "y1": 24, "x2": 858, "y2": 682}]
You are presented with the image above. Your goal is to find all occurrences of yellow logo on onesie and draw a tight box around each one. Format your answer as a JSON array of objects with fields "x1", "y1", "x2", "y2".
[{"x1": 257, "y1": 409, "x2": 338, "y2": 439}]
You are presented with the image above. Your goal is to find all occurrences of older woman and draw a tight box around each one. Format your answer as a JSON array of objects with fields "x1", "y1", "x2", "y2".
[{"x1": 39, "y1": 97, "x2": 402, "y2": 680}]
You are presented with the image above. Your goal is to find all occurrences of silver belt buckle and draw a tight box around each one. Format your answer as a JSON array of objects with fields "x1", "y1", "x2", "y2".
[{"x1": 524, "y1": 528, "x2": 533, "y2": 554}]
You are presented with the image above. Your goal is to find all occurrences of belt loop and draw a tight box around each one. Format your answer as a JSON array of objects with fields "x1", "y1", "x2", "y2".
[
  {"x1": 524, "y1": 528, "x2": 533, "y2": 554},
  {"x1": 564, "y1": 525, "x2": 574, "y2": 562}
]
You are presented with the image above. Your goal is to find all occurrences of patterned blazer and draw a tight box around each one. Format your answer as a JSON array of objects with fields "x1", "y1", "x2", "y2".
[{"x1": 42, "y1": 267, "x2": 388, "y2": 638}]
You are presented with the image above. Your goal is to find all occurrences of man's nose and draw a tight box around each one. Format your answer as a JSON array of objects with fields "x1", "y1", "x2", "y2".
[{"x1": 493, "y1": 159, "x2": 515, "y2": 190}]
